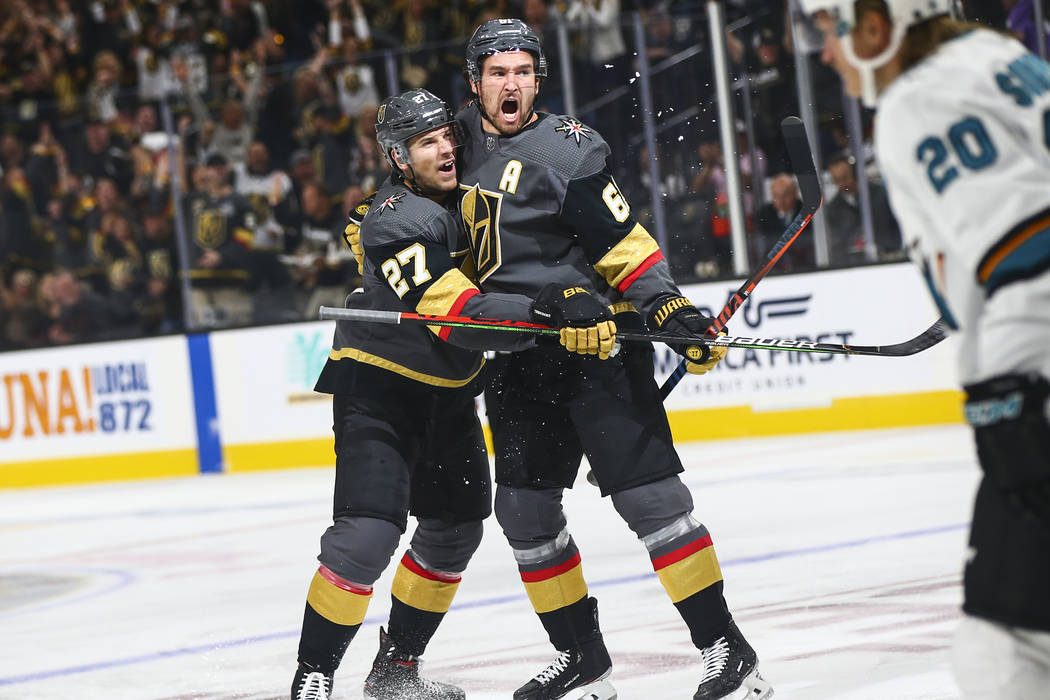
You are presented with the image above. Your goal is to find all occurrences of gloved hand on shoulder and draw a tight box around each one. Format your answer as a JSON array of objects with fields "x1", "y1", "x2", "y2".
[{"x1": 342, "y1": 195, "x2": 375, "y2": 275}]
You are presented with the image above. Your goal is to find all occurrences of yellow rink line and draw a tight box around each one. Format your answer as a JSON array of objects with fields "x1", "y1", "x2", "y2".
[
  {"x1": 1, "y1": 390, "x2": 964, "y2": 486},
  {"x1": 0, "y1": 449, "x2": 199, "y2": 488}
]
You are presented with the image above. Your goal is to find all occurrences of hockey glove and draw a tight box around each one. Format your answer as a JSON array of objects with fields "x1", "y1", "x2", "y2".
[
  {"x1": 647, "y1": 294, "x2": 728, "y2": 374},
  {"x1": 531, "y1": 284, "x2": 617, "y2": 360},
  {"x1": 342, "y1": 195, "x2": 374, "y2": 275}
]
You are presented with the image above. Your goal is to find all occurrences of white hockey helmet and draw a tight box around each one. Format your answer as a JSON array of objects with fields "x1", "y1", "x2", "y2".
[{"x1": 798, "y1": 0, "x2": 955, "y2": 105}]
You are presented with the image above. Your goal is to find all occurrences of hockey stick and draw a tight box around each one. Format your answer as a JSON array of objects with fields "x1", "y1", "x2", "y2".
[
  {"x1": 659, "y1": 116, "x2": 823, "y2": 399},
  {"x1": 317, "y1": 306, "x2": 949, "y2": 358},
  {"x1": 664, "y1": 317, "x2": 949, "y2": 357}
]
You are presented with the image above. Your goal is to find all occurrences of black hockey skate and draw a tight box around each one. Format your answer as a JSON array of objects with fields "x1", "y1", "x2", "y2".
[
  {"x1": 363, "y1": 627, "x2": 465, "y2": 700},
  {"x1": 290, "y1": 662, "x2": 333, "y2": 700},
  {"x1": 513, "y1": 635, "x2": 616, "y2": 700},
  {"x1": 693, "y1": 621, "x2": 773, "y2": 700}
]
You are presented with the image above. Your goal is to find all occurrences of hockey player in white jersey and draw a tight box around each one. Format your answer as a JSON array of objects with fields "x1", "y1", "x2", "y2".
[{"x1": 799, "y1": 1, "x2": 1050, "y2": 697}]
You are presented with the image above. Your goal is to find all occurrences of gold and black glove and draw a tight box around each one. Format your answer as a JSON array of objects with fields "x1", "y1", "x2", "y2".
[
  {"x1": 342, "y1": 195, "x2": 374, "y2": 275},
  {"x1": 648, "y1": 294, "x2": 727, "y2": 374},
  {"x1": 531, "y1": 284, "x2": 617, "y2": 360},
  {"x1": 685, "y1": 332, "x2": 728, "y2": 375}
]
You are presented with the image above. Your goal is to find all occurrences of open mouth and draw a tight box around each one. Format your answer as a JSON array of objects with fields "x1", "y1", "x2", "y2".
[
  {"x1": 438, "y1": 159, "x2": 455, "y2": 175},
  {"x1": 500, "y1": 97, "x2": 519, "y2": 123}
]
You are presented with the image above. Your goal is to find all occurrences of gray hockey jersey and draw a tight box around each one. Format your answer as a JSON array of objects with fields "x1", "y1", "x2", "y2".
[
  {"x1": 455, "y1": 103, "x2": 682, "y2": 321},
  {"x1": 315, "y1": 177, "x2": 534, "y2": 394}
]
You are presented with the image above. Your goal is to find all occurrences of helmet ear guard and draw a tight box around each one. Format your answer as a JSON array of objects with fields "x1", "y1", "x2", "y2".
[{"x1": 388, "y1": 143, "x2": 411, "y2": 169}]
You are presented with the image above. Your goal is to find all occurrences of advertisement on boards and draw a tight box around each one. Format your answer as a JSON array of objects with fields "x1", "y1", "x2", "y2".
[
  {"x1": 209, "y1": 322, "x2": 337, "y2": 470},
  {"x1": 667, "y1": 263, "x2": 961, "y2": 412},
  {"x1": 0, "y1": 336, "x2": 198, "y2": 484}
]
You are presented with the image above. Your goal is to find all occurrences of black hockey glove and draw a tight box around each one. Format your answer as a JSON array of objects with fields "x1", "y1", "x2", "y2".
[
  {"x1": 530, "y1": 284, "x2": 617, "y2": 360},
  {"x1": 647, "y1": 294, "x2": 728, "y2": 374}
]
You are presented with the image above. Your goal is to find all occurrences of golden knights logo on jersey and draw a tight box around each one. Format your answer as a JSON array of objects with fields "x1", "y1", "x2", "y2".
[
  {"x1": 459, "y1": 183, "x2": 503, "y2": 281},
  {"x1": 148, "y1": 249, "x2": 173, "y2": 281},
  {"x1": 196, "y1": 209, "x2": 228, "y2": 248},
  {"x1": 377, "y1": 191, "x2": 406, "y2": 214},
  {"x1": 554, "y1": 117, "x2": 593, "y2": 146}
]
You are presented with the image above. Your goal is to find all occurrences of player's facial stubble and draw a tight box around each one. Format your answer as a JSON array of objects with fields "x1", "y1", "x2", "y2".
[
  {"x1": 473, "y1": 51, "x2": 539, "y2": 136},
  {"x1": 402, "y1": 125, "x2": 458, "y2": 197}
]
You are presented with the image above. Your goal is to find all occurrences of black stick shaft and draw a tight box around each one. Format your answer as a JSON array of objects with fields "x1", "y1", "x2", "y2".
[{"x1": 659, "y1": 116, "x2": 823, "y2": 398}]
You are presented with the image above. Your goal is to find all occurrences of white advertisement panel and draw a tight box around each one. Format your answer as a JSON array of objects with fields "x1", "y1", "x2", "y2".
[
  {"x1": 209, "y1": 321, "x2": 336, "y2": 445},
  {"x1": 667, "y1": 263, "x2": 960, "y2": 410},
  {"x1": 0, "y1": 335, "x2": 197, "y2": 462},
  {"x1": 208, "y1": 262, "x2": 963, "y2": 463}
]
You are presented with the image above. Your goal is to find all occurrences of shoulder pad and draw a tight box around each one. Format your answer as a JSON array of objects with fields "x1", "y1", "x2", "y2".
[
  {"x1": 516, "y1": 114, "x2": 611, "y2": 180},
  {"x1": 455, "y1": 102, "x2": 480, "y2": 123},
  {"x1": 363, "y1": 183, "x2": 449, "y2": 246}
]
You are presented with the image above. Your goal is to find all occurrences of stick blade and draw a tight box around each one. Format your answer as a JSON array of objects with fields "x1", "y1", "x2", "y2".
[
  {"x1": 781, "y1": 116, "x2": 822, "y2": 213},
  {"x1": 888, "y1": 317, "x2": 950, "y2": 355},
  {"x1": 856, "y1": 317, "x2": 950, "y2": 357}
]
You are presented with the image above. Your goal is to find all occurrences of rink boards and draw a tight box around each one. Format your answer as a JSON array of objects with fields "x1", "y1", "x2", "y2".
[{"x1": 0, "y1": 263, "x2": 963, "y2": 486}]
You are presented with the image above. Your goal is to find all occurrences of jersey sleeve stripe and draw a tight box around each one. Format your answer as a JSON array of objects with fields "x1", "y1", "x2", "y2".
[
  {"x1": 233, "y1": 227, "x2": 254, "y2": 247},
  {"x1": 593, "y1": 223, "x2": 663, "y2": 291},
  {"x1": 617, "y1": 249, "x2": 665, "y2": 292},
  {"x1": 415, "y1": 268, "x2": 481, "y2": 338},
  {"x1": 977, "y1": 207, "x2": 1050, "y2": 297},
  {"x1": 437, "y1": 288, "x2": 480, "y2": 341}
]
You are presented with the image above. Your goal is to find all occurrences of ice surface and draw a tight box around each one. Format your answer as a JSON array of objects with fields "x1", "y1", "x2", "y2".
[{"x1": 0, "y1": 425, "x2": 977, "y2": 699}]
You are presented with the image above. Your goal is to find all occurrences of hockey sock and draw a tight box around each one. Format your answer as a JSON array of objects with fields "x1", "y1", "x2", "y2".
[
  {"x1": 648, "y1": 523, "x2": 732, "y2": 648},
  {"x1": 514, "y1": 536, "x2": 590, "y2": 650},
  {"x1": 387, "y1": 551, "x2": 462, "y2": 656},
  {"x1": 297, "y1": 565, "x2": 373, "y2": 673}
]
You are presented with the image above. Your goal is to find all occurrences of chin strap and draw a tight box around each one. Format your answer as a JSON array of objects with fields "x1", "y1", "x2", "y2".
[{"x1": 389, "y1": 165, "x2": 425, "y2": 197}]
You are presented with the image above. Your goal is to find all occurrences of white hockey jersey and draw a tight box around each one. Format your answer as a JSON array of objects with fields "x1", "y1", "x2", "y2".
[{"x1": 875, "y1": 29, "x2": 1050, "y2": 384}]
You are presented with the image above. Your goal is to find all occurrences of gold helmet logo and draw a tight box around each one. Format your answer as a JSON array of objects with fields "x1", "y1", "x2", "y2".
[{"x1": 377, "y1": 104, "x2": 386, "y2": 123}]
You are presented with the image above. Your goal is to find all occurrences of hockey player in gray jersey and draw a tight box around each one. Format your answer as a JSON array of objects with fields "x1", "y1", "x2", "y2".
[
  {"x1": 289, "y1": 88, "x2": 622, "y2": 700},
  {"x1": 455, "y1": 18, "x2": 772, "y2": 700}
]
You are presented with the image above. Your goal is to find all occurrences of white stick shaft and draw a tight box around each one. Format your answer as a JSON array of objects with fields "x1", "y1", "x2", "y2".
[{"x1": 318, "y1": 306, "x2": 402, "y2": 324}]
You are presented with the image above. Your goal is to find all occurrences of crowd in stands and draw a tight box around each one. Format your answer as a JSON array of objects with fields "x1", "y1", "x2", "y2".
[{"x1": 0, "y1": 0, "x2": 1034, "y2": 349}]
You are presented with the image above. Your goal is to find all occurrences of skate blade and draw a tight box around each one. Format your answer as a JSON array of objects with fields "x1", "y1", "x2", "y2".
[
  {"x1": 569, "y1": 677, "x2": 616, "y2": 700},
  {"x1": 728, "y1": 667, "x2": 773, "y2": 700}
]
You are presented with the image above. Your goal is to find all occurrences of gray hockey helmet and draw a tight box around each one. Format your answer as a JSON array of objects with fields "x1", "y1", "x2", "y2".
[
  {"x1": 465, "y1": 18, "x2": 547, "y2": 83},
  {"x1": 375, "y1": 88, "x2": 455, "y2": 169}
]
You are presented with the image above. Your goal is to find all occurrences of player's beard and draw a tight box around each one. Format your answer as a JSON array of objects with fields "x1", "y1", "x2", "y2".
[{"x1": 481, "y1": 87, "x2": 535, "y2": 136}]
